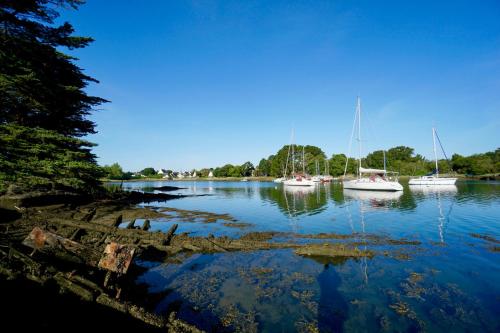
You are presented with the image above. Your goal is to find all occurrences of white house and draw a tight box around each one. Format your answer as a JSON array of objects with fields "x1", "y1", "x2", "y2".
[
  {"x1": 157, "y1": 168, "x2": 168, "y2": 175},
  {"x1": 208, "y1": 170, "x2": 214, "y2": 178}
]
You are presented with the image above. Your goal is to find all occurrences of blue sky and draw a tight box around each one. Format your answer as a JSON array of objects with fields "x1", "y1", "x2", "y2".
[{"x1": 59, "y1": 0, "x2": 500, "y2": 171}]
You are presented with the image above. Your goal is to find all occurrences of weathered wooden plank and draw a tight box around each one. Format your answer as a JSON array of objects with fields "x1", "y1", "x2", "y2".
[
  {"x1": 98, "y1": 242, "x2": 135, "y2": 274},
  {"x1": 22, "y1": 227, "x2": 101, "y2": 265}
]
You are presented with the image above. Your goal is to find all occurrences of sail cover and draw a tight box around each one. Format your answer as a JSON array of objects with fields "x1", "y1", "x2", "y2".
[{"x1": 359, "y1": 167, "x2": 387, "y2": 174}]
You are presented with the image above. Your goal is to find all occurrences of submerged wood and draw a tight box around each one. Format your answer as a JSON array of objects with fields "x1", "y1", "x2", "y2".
[
  {"x1": 142, "y1": 219, "x2": 151, "y2": 231},
  {"x1": 111, "y1": 214, "x2": 123, "y2": 227},
  {"x1": 126, "y1": 219, "x2": 136, "y2": 229},
  {"x1": 163, "y1": 223, "x2": 178, "y2": 245}
]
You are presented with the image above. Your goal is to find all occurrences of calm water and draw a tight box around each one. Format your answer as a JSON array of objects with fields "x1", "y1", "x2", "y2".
[{"x1": 120, "y1": 180, "x2": 500, "y2": 332}]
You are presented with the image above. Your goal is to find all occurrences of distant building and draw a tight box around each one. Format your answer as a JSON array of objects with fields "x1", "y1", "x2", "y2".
[
  {"x1": 208, "y1": 170, "x2": 214, "y2": 178},
  {"x1": 192, "y1": 171, "x2": 197, "y2": 178},
  {"x1": 177, "y1": 172, "x2": 185, "y2": 179},
  {"x1": 157, "y1": 168, "x2": 168, "y2": 175}
]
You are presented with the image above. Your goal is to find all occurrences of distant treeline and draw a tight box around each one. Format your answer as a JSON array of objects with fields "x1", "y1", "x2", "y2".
[
  {"x1": 102, "y1": 146, "x2": 499, "y2": 180},
  {"x1": 254, "y1": 145, "x2": 499, "y2": 177}
]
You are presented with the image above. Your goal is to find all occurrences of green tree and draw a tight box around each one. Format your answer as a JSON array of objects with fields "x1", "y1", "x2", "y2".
[
  {"x1": 241, "y1": 161, "x2": 255, "y2": 177},
  {"x1": 329, "y1": 154, "x2": 356, "y2": 176},
  {"x1": 198, "y1": 168, "x2": 210, "y2": 177},
  {"x1": 228, "y1": 165, "x2": 243, "y2": 177},
  {"x1": 469, "y1": 155, "x2": 495, "y2": 175},
  {"x1": 0, "y1": 125, "x2": 103, "y2": 194},
  {"x1": 214, "y1": 164, "x2": 234, "y2": 177},
  {"x1": 0, "y1": 0, "x2": 107, "y2": 136},
  {"x1": 257, "y1": 158, "x2": 270, "y2": 176},
  {"x1": 365, "y1": 150, "x2": 385, "y2": 169},
  {"x1": 140, "y1": 167, "x2": 156, "y2": 176},
  {"x1": 0, "y1": 1, "x2": 106, "y2": 194},
  {"x1": 102, "y1": 163, "x2": 124, "y2": 180},
  {"x1": 387, "y1": 146, "x2": 414, "y2": 162}
]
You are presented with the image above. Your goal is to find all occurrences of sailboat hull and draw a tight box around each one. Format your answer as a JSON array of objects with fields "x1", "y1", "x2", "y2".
[
  {"x1": 343, "y1": 178, "x2": 403, "y2": 191},
  {"x1": 408, "y1": 177, "x2": 457, "y2": 185},
  {"x1": 283, "y1": 178, "x2": 315, "y2": 186}
]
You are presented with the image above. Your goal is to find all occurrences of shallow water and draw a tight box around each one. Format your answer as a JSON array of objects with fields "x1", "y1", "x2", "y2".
[{"x1": 120, "y1": 180, "x2": 499, "y2": 332}]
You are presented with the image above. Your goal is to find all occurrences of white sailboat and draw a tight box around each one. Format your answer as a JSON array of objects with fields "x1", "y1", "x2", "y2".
[
  {"x1": 311, "y1": 160, "x2": 322, "y2": 182},
  {"x1": 284, "y1": 130, "x2": 315, "y2": 187},
  {"x1": 409, "y1": 128, "x2": 457, "y2": 186},
  {"x1": 321, "y1": 159, "x2": 334, "y2": 182},
  {"x1": 274, "y1": 135, "x2": 293, "y2": 183},
  {"x1": 342, "y1": 97, "x2": 403, "y2": 192}
]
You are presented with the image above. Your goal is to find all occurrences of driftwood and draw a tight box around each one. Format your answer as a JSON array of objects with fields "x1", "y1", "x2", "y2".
[
  {"x1": 142, "y1": 219, "x2": 151, "y2": 231},
  {"x1": 96, "y1": 294, "x2": 167, "y2": 328},
  {"x1": 111, "y1": 214, "x2": 123, "y2": 227},
  {"x1": 98, "y1": 242, "x2": 135, "y2": 274},
  {"x1": 8, "y1": 247, "x2": 42, "y2": 274},
  {"x1": 48, "y1": 218, "x2": 168, "y2": 245},
  {"x1": 70, "y1": 228, "x2": 85, "y2": 241},
  {"x1": 54, "y1": 272, "x2": 95, "y2": 301},
  {"x1": 163, "y1": 223, "x2": 178, "y2": 245},
  {"x1": 22, "y1": 227, "x2": 101, "y2": 266},
  {"x1": 82, "y1": 207, "x2": 97, "y2": 222},
  {"x1": 167, "y1": 312, "x2": 205, "y2": 333},
  {"x1": 126, "y1": 219, "x2": 136, "y2": 229}
]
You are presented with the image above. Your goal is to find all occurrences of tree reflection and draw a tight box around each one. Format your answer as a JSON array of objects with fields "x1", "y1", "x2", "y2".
[{"x1": 259, "y1": 185, "x2": 329, "y2": 218}]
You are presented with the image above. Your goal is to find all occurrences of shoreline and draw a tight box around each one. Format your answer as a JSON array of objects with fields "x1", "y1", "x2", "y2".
[{"x1": 103, "y1": 173, "x2": 499, "y2": 183}]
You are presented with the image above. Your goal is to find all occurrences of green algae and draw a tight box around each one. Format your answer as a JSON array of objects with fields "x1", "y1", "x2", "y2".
[
  {"x1": 470, "y1": 233, "x2": 500, "y2": 244},
  {"x1": 295, "y1": 243, "x2": 375, "y2": 259}
]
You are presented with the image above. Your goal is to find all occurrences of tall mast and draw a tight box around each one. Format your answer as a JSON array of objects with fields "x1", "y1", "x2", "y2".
[
  {"x1": 284, "y1": 129, "x2": 293, "y2": 178},
  {"x1": 432, "y1": 127, "x2": 439, "y2": 176},
  {"x1": 302, "y1": 146, "x2": 305, "y2": 174},
  {"x1": 383, "y1": 150, "x2": 386, "y2": 172},
  {"x1": 291, "y1": 128, "x2": 295, "y2": 175},
  {"x1": 357, "y1": 96, "x2": 362, "y2": 179}
]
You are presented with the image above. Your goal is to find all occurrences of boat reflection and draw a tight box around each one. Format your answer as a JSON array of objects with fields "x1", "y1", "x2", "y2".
[
  {"x1": 283, "y1": 185, "x2": 316, "y2": 195},
  {"x1": 343, "y1": 189, "x2": 406, "y2": 283},
  {"x1": 409, "y1": 184, "x2": 458, "y2": 194},
  {"x1": 343, "y1": 189, "x2": 403, "y2": 210},
  {"x1": 410, "y1": 184, "x2": 455, "y2": 243}
]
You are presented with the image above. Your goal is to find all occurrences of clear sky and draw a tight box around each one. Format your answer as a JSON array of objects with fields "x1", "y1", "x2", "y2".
[{"x1": 59, "y1": 0, "x2": 500, "y2": 171}]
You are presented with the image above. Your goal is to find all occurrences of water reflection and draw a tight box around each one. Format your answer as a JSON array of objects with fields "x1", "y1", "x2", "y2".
[
  {"x1": 260, "y1": 185, "x2": 328, "y2": 218},
  {"x1": 130, "y1": 180, "x2": 500, "y2": 332},
  {"x1": 409, "y1": 184, "x2": 458, "y2": 195},
  {"x1": 317, "y1": 263, "x2": 347, "y2": 332},
  {"x1": 410, "y1": 185, "x2": 456, "y2": 243},
  {"x1": 344, "y1": 197, "x2": 374, "y2": 284},
  {"x1": 343, "y1": 189, "x2": 403, "y2": 210}
]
